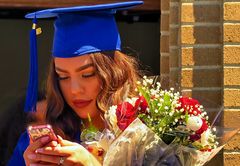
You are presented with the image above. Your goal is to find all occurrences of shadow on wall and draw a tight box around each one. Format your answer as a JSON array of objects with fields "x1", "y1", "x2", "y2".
[{"x1": 185, "y1": 3, "x2": 223, "y2": 166}]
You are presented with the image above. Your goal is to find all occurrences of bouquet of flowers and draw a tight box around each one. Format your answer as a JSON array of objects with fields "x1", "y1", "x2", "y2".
[{"x1": 100, "y1": 76, "x2": 239, "y2": 166}]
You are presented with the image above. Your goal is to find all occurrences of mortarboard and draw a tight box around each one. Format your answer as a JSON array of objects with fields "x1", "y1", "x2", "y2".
[{"x1": 24, "y1": 1, "x2": 143, "y2": 112}]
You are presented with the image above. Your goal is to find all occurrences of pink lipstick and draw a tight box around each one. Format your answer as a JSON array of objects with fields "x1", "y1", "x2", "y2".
[{"x1": 72, "y1": 99, "x2": 92, "y2": 108}]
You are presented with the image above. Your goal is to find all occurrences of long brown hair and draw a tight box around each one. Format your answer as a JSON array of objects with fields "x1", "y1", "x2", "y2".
[{"x1": 45, "y1": 51, "x2": 141, "y2": 140}]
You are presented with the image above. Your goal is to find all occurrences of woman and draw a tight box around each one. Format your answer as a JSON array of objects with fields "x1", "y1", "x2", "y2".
[{"x1": 8, "y1": 1, "x2": 143, "y2": 166}]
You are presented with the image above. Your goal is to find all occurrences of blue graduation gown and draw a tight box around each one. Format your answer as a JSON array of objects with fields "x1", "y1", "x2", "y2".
[{"x1": 7, "y1": 131, "x2": 29, "y2": 166}]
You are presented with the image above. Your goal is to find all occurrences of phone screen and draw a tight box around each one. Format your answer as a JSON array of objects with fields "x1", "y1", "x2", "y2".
[{"x1": 27, "y1": 124, "x2": 57, "y2": 142}]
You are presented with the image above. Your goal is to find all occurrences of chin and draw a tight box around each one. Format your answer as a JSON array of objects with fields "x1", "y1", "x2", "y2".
[
  {"x1": 71, "y1": 103, "x2": 99, "y2": 119},
  {"x1": 78, "y1": 113, "x2": 89, "y2": 119},
  {"x1": 76, "y1": 109, "x2": 98, "y2": 119}
]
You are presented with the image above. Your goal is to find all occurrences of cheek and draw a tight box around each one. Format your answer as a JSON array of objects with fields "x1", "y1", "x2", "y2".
[
  {"x1": 59, "y1": 82, "x2": 71, "y2": 100},
  {"x1": 88, "y1": 80, "x2": 101, "y2": 98}
]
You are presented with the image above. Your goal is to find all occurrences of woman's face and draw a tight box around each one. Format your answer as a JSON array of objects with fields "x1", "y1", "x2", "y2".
[{"x1": 54, "y1": 55, "x2": 101, "y2": 119}]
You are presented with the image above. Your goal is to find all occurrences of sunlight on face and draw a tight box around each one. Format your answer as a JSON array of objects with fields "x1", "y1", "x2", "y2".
[{"x1": 54, "y1": 55, "x2": 102, "y2": 119}]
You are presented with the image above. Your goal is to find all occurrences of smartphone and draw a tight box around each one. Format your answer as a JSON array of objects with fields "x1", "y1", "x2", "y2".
[{"x1": 27, "y1": 124, "x2": 57, "y2": 142}]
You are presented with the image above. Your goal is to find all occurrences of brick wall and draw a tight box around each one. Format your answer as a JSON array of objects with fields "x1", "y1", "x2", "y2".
[
  {"x1": 223, "y1": 1, "x2": 240, "y2": 165},
  {"x1": 160, "y1": 0, "x2": 170, "y2": 88},
  {"x1": 160, "y1": 0, "x2": 240, "y2": 165}
]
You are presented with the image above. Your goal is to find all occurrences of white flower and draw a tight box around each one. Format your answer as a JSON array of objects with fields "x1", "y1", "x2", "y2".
[
  {"x1": 150, "y1": 89, "x2": 156, "y2": 96},
  {"x1": 147, "y1": 79, "x2": 153, "y2": 84},
  {"x1": 105, "y1": 105, "x2": 119, "y2": 133},
  {"x1": 201, "y1": 129, "x2": 211, "y2": 146},
  {"x1": 186, "y1": 116, "x2": 203, "y2": 131},
  {"x1": 155, "y1": 94, "x2": 160, "y2": 98},
  {"x1": 107, "y1": 106, "x2": 117, "y2": 122},
  {"x1": 125, "y1": 97, "x2": 138, "y2": 106},
  {"x1": 164, "y1": 106, "x2": 169, "y2": 110},
  {"x1": 143, "y1": 80, "x2": 147, "y2": 86}
]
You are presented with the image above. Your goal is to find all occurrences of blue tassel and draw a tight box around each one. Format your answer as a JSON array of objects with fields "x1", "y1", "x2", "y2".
[{"x1": 24, "y1": 15, "x2": 39, "y2": 112}]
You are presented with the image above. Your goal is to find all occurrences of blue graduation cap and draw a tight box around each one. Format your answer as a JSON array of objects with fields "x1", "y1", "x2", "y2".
[{"x1": 24, "y1": 1, "x2": 143, "y2": 112}]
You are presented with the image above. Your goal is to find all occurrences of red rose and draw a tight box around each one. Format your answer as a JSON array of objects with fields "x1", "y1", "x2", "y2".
[
  {"x1": 134, "y1": 96, "x2": 148, "y2": 114},
  {"x1": 116, "y1": 102, "x2": 137, "y2": 131},
  {"x1": 177, "y1": 97, "x2": 201, "y2": 115}
]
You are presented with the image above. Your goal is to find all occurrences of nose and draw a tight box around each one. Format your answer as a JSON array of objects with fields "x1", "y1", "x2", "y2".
[{"x1": 70, "y1": 77, "x2": 84, "y2": 95}]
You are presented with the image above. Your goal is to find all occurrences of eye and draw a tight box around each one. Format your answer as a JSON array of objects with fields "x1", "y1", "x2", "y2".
[
  {"x1": 57, "y1": 74, "x2": 70, "y2": 81},
  {"x1": 82, "y1": 72, "x2": 96, "y2": 78}
]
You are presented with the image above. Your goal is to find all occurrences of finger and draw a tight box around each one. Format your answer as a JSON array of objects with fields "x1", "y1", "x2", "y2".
[
  {"x1": 36, "y1": 145, "x2": 85, "y2": 156},
  {"x1": 28, "y1": 153, "x2": 63, "y2": 165},
  {"x1": 29, "y1": 162, "x2": 57, "y2": 166},
  {"x1": 28, "y1": 136, "x2": 51, "y2": 152},
  {"x1": 45, "y1": 140, "x2": 59, "y2": 147},
  {"x1": 57, "y1": 136, "x2": 78, "y2": 147}
]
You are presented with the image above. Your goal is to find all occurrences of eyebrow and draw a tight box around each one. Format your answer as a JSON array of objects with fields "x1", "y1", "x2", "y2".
[{"x1": 55, "y1": 63, "x2": 94, "y2": 73}]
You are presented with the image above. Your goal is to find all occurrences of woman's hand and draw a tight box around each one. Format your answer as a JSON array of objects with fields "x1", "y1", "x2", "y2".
[
  {"x1": 35, "y1": 136, "x2": 101, "y2": 166},
  {"x1": 23, "y1": 136, "x2": 58, "y2": 166}
]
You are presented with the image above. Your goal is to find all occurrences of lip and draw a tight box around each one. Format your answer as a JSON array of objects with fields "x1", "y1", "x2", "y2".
[{"x1": 72, "y1": 99, "x2": 92, "y2": 108}]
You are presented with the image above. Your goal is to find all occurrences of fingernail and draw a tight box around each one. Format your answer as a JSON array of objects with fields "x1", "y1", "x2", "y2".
[
  {"x1": 57, "y1": 135, "x2": 63, "y2": 140},
  {"x1": 52, "y1": 141, "x2": 58, "y2": 146},
  {"x1": 28, "y1": 154, "x2": 36, "y2": 159},
  {"x1": 41, "y1": 136, "x2": 49, "y2": 143},
  {"x1": 36, "y1": 148, "x2": 43, "y2": 153},
  {"x1": 30, "y1": 164, "x2": 37, "y2": 166}
]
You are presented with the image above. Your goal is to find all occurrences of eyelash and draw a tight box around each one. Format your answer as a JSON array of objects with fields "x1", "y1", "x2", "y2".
[
  {"x1": 58, "y1": 76, "x2": 69, "y2": 80},
  {"x1": 57, "y1": 72, "x2": 95, "y2": 81},
  {"x1": 82, "y1": 72, "x2": 95, "y2": 78}
]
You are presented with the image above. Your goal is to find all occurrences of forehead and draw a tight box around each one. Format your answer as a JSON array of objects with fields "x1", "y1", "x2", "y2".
[{"x1": 54, "y1": 54, "x2": 93, "y2": 68}]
